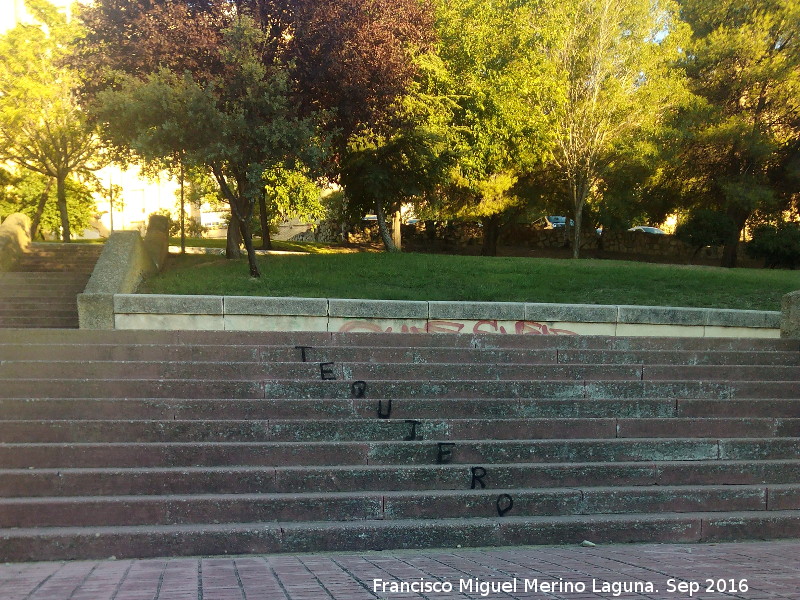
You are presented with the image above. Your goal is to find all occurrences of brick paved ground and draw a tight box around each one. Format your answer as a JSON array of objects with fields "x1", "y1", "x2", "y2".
[{"x1": 2, "y1": 541, "x2": 798, "y2": 600}]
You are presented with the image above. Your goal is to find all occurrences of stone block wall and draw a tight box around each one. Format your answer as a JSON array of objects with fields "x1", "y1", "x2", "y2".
[{"x1": 110, "y1": 294, "x2": 781, "y2": 339}]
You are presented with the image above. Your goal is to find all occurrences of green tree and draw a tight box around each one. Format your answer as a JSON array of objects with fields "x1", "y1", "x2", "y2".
[
  {"x1": 93, "y1": 18, "x2": 325, "y2": 277},
  {"x1": 0, "y1": 0, "x2": 102, "y2": 242},
  {"x1": 78, "y1": 0, "x2": 434, "y2": 260},
  {"x1": 0, "y1": 170, "x2": 97, "y2": 239},
  {"x1": 747, "y1": 222, "x2": 800, "y2": 269},
  {"x1": 672, "y1": 0, "x2": 800, "y2": 267},
  {"x1": 674, "y1": 208, "x2": 738, "y2": 263},
  {"x1": 257, "y1": 165, "x2": 324, "y2": 250},
  {"x1": 340, "y1": 126, "x2": 451, "y2": 252},
  {"x1": 419, "y1": 0, "x2": 549, "y2": 256},
  {"x1": 534, "y1": 0, "x2": 691, "y2": 257}
]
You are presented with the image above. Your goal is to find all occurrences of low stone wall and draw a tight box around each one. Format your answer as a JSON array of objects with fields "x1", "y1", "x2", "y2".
[
  {"x1": 111, "y1": 295, "x2": 781, "y2": 338},
  {"x1": 78, "y1": 215, "x2": 170, "y2": 329},
  {"x1": 509, "y1": 227, "x2": 734, "y2": 259},
  {"x1": 0, "y1": 213, "x2": 31, "y2": 272}
]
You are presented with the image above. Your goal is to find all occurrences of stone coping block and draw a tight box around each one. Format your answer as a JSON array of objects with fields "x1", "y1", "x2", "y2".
[
  {"x1": 329, "y1": 298, "x2": 428, "y2": 319},
  {"x1": 225, "y1": 296, "x2": 328, "y2": 316},
  {"x1": 525, "y1": 303, "x2": 617, "y2": 323},
  {"x1": 765, "y1": 312, "x2": 781, "y2": 329},
  {"x1": 0, "y1": 213, "x2": 31, "y2": 272},
  {"x1": 429, "y1": 301, "x2": 525, "y2": 320},
  {"x1": 115, "y1": 294, "x2": 223, "y2": 315},
  {"x1": 617, "y1": 305, "x2": 710, "y2": 326},
  {"x1": 707, "y1": 309, "x2": 779, "y2": 328}
]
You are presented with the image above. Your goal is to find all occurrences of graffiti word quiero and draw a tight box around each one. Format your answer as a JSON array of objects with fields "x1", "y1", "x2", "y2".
[{"x1": 338, "y1": 319, "x2": 576, "y2": 335}]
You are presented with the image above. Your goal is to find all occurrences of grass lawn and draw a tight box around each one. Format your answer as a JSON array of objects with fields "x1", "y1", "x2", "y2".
[{"x1": 140, "y1": 251, "x2": 800, "y2": 311}]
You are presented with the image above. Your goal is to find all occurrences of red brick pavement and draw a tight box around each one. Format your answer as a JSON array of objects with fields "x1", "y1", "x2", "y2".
[{"x1": 1, "y1": 542, "x2": 798, "y2": 600}]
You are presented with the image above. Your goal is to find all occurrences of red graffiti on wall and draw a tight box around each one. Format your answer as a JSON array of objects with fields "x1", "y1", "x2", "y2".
[{"x1": 338, "y1": 319, "x2": 576, "y2": 335}]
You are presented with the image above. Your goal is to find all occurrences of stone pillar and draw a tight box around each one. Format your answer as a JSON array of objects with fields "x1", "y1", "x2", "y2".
[{"x1": 780, "y1": 290, "x2": 800, "y2": 338}]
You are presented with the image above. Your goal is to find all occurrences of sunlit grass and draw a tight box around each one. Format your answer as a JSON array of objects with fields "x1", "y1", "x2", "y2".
[{"x1": 140, "y1": 251, "x2": 800, "y2": 311}]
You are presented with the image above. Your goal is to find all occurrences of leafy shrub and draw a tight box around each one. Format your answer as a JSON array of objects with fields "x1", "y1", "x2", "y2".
[
  {"x1": 746, "y1": 222, "x2": 800, "y2": 269},
  {"x1": 674, "y1": 209, "x2": 737, "y2": 262}
]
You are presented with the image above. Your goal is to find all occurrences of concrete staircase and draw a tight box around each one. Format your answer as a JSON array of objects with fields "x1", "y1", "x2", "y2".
[
  {"x1": 0, "y1": 243, "x2": 102, "y2": 329},
  {"x1": 0, "y1": 329, "x2": 798, "y2": 561}
]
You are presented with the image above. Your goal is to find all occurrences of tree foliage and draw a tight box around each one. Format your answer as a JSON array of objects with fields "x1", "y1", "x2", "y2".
[
  {"x1": 671, "y1": 0, "x2": 800, "y2": 266},
  {"x1": 92, "y1": 18, "x2": 325, "y2": 277},
  {"x1": 0, "y1": 170, "x2": 97, "y2": 240},
  {"x1": 674, "y1": 208, "x2": 738, "y2": 262},
  {"x1": 77, "y1": 0, "x2": 434, "y2": 146},
  {"x1": 0, "y1": 0, "x2": 102, "y2": 242},
  {"x1": 533, "y1": 0, "x2": 691, "y2": 257},
  {"x1": 747, "y1": 222, "x2": 800, "y2": 269},
  {"x1": 414, "y1": 0, "x2": 549, "y2": 256},
  {"x1": 78, "y1": 0, "x2": 434, "y2": 266},
  {"x1": 340, "y1": 126, "x2": 451, "y2": 251},
  {"x1": 66, "y1": 0, "x2": 800, "y2": 267}
]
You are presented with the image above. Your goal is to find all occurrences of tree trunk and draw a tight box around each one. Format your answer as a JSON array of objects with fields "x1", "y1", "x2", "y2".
[
  {"x1": 571, "y1": 177, "x2": 589, "y2": 259},
  {"x1": 391, "y1": 210, "x2": 402, "y2": 251},
  {"x1": 572, "y1": 205, "x2": 583, "y2": 259},
  {"x1": 30, "y1": 178, "x2": 53, "y2": 240},
  {"x1": 425, "y1": 220, "x2": 437, "y2": 242},
  {"x1": 721, "y1": 236, "x2": 740, "y2": 268},
  {"x1": 258, "y1": 193, "x2": 272, "y2": 250},
  {"x1": 721, "y1": 212, "x2": 749, "y2": 268},
  {"x1": 179, "y1": 161, "x2": 186, "y2": 254},
  {"x1": 239, "y1": 214, "x2": 261, "y2": 278},
  {"x1": 481, "y1": 214, "x2": 501, "y2": 257},
  {"x1": 375, "y1": 199, "x2": 398, "y2": 252},
  {"x1": 226, "y1": 214, "x2": 243, "y2": 259},
  {"x1": 56, "y1": 175, "x2": 71, "y2": 242}
]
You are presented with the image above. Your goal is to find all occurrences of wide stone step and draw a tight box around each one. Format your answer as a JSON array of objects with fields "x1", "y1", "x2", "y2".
[
  {"x1": 678, "y1": 399, "x2": 800, "y2": 418},
  {"x1": 0, "y1": 377, "x2": 793, "y2": 399},
  {"x1": 0, "y1": 378, "x2": 744, "y2": 399},
  {"x1": 0, "y1": 272, "x2": 91, "y2": 281},
  {"x1": 3, "y1": 484, "x2": 795, "y2": 529},
  {"x1": 0, "y1": 317, "x2": 78, "y2": 328},
  {"x1": 0, "y1": 397, "x2": 678, "y2": 421},
  {"x1": 2, "y1": 510, "x2": 800, "y2": 561},
  {"x1": 557, "y1": 349, "x2": 800, "y2": 366},
  {"x1": 0, "y1": 328, "x2": 796, "y2": 351},
  {"x1": 0, "y1": 359, "x2": 797, "y2": 382},
  {"x1": 3, "y1": 438, "x2": 799, "y2": 468},
  {"x1": 0, "y1": 344, "x2": 560, "y2": 364},
  {"x1": 0, "y1": 282, "x2": 81, "y2": 292},
  {"x1": 0, "y1": 361, "x2": 647, "y2": 381},
  {"x1": 10, "y1": 265, "x2": 96, "y2": 274},
  {"x1": 0, "y1": 298, "x2": 78, "y2": 309},
  {"x1": 0, "y1": 342, "x2": 796, "y2": 366},
  {"x1": 0, "y1": 308, "x2": 78, "y2": 319},
  {"x1": 0, "y1": 281, "x2": 86, "y2": 302},
  {"x1": 4, "y1": 460, "x2": 800, "y2": 497},
  {"x1": 3, "y1": 417, "x2": 794, "y2": 443}
]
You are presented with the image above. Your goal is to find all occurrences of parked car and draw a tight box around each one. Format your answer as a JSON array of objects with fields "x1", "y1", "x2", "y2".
[
  {"x1": 628, "y1": 226, "x2": 666, "y2": 234},
  {"x1": 545, "y1": 216, "x2": 574, "y2": 229}
]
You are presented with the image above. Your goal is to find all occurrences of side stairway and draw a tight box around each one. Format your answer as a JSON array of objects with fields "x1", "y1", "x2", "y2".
[
  {"x1": 0, "y1": 329, "x2": 798, "y2": 561},
  {"x1": 0, "y1": 243, "x2": 102, "y2": 328}
]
